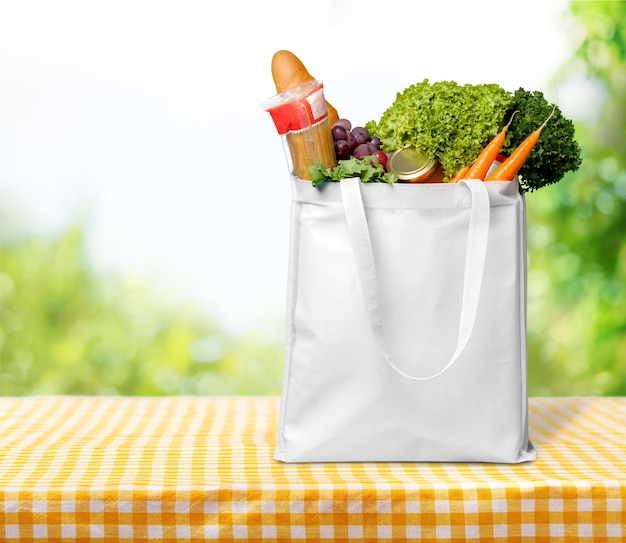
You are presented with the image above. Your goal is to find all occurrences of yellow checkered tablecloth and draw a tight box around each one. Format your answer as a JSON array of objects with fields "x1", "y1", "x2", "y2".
[{"x1": 0, "y1": 396, "x2": 624, "y2": 542}]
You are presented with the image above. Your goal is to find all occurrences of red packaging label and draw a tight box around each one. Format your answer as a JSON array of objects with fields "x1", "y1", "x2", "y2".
[{"x1": 265, "y1": 82, "x2": 328, "y2": 135}]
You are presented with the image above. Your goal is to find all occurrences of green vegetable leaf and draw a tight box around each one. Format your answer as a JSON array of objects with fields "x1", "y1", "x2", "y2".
[
  {"x1": 309, "y1": 158, "x2": 398, "y2": 187},
  {"x1": 503, "y1": 88, "x2": 582, "y2": 191}
]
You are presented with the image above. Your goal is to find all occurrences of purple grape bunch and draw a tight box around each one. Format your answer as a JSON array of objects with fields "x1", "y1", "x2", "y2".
[{"x1": 331, "y1": 119, "x2": 384, "y2": 162}]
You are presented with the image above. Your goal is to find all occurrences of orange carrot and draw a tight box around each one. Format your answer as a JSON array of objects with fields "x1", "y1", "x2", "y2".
[
  {"x1": 465, "y1": 111, "x2": 517, "y2": 181},
  {"x1": 486, "y1": 105, "x2": 556, "y2": 182},
  {"x1": 448, "y1": 165, "x2": 469, "y2": 183}
]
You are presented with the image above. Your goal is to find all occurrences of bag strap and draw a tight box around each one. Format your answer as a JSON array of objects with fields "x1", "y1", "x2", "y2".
[{"x1": 340, "y1": 178, "x2": 491, "y2": 381}]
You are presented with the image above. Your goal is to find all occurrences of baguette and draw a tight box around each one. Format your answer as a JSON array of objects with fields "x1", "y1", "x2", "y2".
[{"x1": 271, "y1": 50, "x2": 339, "y2": 127}]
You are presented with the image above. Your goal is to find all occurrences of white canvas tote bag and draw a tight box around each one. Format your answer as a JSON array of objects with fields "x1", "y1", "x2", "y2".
[{"x1": 275, "y1": 175, "x2": 536, "y2": 464}]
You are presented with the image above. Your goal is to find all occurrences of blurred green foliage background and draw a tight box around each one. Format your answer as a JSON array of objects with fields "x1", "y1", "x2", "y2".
[
  {"x1": 0, "y1": 224, "x2": 284, "y2": 396},
  {"x1": 1, "y1": 1, "x2": 624, "y2": 397},
  {"x1": 525, "y1": 0, "x2": 625, "y2": 396}
]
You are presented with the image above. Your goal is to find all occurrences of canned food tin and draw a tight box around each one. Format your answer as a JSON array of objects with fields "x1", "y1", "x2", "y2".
[{"x1": 387, "y1": 148, "x2": 442, "y2": 183}]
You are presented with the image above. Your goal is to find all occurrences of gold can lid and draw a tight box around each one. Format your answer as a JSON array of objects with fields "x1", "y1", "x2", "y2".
[{"x1": 387, "y1": 148, "x2": 437, "y2": 181}]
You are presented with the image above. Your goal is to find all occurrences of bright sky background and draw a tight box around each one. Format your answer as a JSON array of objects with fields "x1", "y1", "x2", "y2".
[{"x1": 1, "y1": 0, "x2": 579, "y2": 336}]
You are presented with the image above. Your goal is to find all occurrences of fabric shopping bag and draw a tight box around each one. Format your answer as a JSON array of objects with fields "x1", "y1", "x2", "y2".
[{"x1": 275, "y1": 175, "x2": 536, "y2": 464}]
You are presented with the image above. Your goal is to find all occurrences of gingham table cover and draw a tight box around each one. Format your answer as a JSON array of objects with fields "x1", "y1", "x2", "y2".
[{"x1": 0, "y1": 396, "x2": 624, "y2": 542}]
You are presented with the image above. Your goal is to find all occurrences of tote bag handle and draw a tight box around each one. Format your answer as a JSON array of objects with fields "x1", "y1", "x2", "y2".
[{"x1": 340, "y1": 178, "x2": 490, "y2": 381}]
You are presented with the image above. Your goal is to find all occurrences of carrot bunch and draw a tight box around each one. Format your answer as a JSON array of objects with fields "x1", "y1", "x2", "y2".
[
  {"x1": 486, "y1": 105, "x2": 556, "y2": 182},
  {"x1": 449, "y1": 111, "x2": 517, "y2": 183},
  {"x1": 449, "y1": 105, "x2": 556, "y2": 184}
]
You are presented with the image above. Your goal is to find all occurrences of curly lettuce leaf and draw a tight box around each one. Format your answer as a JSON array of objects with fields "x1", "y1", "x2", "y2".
[{"x1": 309, "y1": 157, "x2": 398, "y2": 187}]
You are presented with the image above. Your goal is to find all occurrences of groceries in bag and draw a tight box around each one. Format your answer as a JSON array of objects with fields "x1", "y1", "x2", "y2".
[{"x1": 262, "y1": 50, "x2": 581, "y2": 191}]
